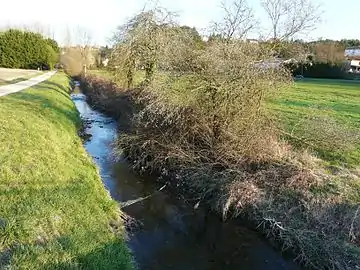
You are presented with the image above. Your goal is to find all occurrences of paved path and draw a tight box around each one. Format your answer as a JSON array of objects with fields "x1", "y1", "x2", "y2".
[{"x1": 0, "y1": 71, "x2": 56, "y2": 97}]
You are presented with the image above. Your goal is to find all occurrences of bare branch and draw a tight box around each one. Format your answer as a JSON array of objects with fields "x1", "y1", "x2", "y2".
[
  {"x1": 261, "y1": 0, "x2": 321, "y2": 40},
  {"x1": 212, "y1": 0, "x2": 256, "y2": 40}
]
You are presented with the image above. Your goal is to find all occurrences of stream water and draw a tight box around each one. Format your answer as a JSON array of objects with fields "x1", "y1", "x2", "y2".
[{"x1": 71, "y1": 89, "x2": 300, "y2": 270}]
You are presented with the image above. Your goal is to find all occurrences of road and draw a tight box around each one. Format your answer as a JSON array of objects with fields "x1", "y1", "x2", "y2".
[{"x1": 0, "y1": 71, "x2": 56, "y2": 97}]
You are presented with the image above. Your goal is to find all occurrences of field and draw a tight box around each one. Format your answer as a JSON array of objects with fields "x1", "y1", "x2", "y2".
[
  {"x1": 0, "y1": 68, "x2": 43, "y2": 86},
  {"x1": 0, "y1": 73, "x2": 132, "y2": 269},
  {"x1": 273, "y1": 78, "x2": 360, "y2": 167}
]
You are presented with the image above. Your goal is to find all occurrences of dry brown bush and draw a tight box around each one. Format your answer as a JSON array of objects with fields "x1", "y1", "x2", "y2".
[
  {"x1": 81, "y1": 71, "x2": 360, "y2": 269},
  {"x1": 79, "y1": 1, "x2": 360, "y2": 269},
  {"x1": 60, "y1": 51, "x2": 83, "y2": 76}
]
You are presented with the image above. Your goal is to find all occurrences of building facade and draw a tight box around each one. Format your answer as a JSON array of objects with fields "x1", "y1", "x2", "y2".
[{"x1": 345, "y1": 47, "x2": 360, "y2": 73}]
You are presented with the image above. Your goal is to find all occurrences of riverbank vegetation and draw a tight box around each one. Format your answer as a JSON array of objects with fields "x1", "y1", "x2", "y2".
[
  {"x1": 78, "y1": 1, "x2": 360, "y2": 269},
  {"x1": 0, "y1": 73, "x2": 132, "y2": 269}
]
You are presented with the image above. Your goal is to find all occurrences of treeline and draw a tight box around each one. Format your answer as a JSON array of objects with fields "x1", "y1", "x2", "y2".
[
  {"x1": 279, "y1": 39, "x2": 360, "y2": 79},
  {"x1": 0, "y1": 29, "x2": 59, "y2": 70},
  {"x1": 103, "y1": 31, "x2": 358, "y2": 79}
]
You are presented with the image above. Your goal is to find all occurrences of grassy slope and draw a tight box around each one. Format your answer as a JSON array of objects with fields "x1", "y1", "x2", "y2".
[
  {"x1": 0, "y1": 73, "x2": 132, "y2": 269},
  {"x1": 272, "y1": 78, "x2": 360, "y2": 166}
]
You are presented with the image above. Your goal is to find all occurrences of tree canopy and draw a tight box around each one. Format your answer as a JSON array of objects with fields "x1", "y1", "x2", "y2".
[{"x1": 0, "y1": 29, "x2": 59, "y2": 69}]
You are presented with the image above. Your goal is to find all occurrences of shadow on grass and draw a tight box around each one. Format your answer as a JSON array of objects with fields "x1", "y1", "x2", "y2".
[
  {"x1": 1, "y1": 80, "x2": 80, "y2": 131},
  {"x1": 301, "y1": 78, "x2": 360, "y2": 86},
  {"x1": 43, "y1": 239, "x2": 132, "y2": 270},
  {"x1": 0, "y1": 77, "x2": 30, "y2": 86},
  {"x1": 1, "y1": 237, "x2": 131, "y2": 270},
  {"x1": 31, "y1": 76, "x2": 73, "y2": 100}
]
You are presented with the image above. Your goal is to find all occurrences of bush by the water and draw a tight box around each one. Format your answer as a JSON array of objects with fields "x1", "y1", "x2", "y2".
[
  {"x1": 79, "y1": 7, "x2": 360, "y2": 270},
  {"x1": 0, "y1": 29, "x2": 59, "y2": 69},
  {"x1": 81, "y1": 71, "x2": 360, "y2": 270}
]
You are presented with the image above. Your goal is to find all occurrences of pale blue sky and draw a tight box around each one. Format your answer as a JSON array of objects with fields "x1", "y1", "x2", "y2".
[{"x1": 0, "y1": 0, "x2": 359, "y2": 45}]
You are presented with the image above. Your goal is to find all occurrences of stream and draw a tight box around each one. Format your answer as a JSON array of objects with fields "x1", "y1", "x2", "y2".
[{"x1": 71, "y1": 89, "x2": 300, "y2": 270}]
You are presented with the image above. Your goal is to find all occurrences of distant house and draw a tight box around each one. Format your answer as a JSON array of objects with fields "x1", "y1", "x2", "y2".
[
  {"x1": 246, "y1": 39, "x2": 259, "y2": 44},
  {"x1": 345, "y1": 47, "x2": 360, "y2": 73},
  {"x1": 102, "y1": 58, "x2": 109, "y2": 67}
]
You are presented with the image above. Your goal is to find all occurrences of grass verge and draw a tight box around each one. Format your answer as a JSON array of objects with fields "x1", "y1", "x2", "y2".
[{"x1": 0, "y1": 73, "x2": 133, "y2": 269}]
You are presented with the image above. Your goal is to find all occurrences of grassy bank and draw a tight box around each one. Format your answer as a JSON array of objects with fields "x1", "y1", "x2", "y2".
[
  {"x1": 0, "y1": 73, "x2": 132, "y2": 269},
  {"x1": 80, "y1": 73, "x2": 360, "y2": 269}
]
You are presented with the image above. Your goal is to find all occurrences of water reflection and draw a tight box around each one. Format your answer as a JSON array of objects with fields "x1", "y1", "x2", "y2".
[{"x1": 71, "y1": 90, "x2": 299, "y2": 270}]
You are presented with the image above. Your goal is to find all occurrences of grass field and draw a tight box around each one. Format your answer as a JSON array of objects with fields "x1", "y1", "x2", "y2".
[
  {"x1": 273, "y1": 78, "x2": 360, "y2": 167},
  {"x1": 0, "y1": 73, "x2": 132, "y2": 269}
]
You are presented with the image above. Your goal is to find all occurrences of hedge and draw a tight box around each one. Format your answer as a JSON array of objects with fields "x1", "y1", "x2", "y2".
[{"x1": 0, "y1": 29, "x2": 59, "y2": 70}]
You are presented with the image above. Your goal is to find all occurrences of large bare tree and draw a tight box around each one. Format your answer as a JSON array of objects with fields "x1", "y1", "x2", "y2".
[
  {"x1": 212, "y1": 0, "x2": 256, "y2": 41},
  {"x1": 261, "y1": 0, "x2": 321, "y2": 40}
]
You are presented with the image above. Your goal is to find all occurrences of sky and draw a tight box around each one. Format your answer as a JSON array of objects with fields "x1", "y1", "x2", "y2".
[{"x1": 0, "y1": 0, "x2": 359, "y2": 46}]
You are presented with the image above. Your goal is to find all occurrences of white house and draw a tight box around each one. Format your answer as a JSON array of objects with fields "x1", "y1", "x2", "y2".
[{"x1": 345, "y1": 47, "x2": 360, "y2": 73}]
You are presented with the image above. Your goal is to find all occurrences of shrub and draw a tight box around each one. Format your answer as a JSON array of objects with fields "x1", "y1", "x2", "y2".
[{"x1": 0, "y1": 29, "x2": 58, "y2": 69}]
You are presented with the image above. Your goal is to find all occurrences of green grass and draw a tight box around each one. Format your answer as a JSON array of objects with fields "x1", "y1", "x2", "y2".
[
  {"x1": 272, "y1": 78, "x2": 360, "y2": 167},
  {"x1": 0, "y1": 73, "x2": 133, "y2": 269}
]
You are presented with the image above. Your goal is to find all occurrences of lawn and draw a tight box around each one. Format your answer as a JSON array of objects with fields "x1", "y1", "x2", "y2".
[
  {"x1": 0, "y1": 73, "x2": 132, "y2": 269},
  {"x1": 272, "y1": 78, "x2": 360, "y2": 167}
]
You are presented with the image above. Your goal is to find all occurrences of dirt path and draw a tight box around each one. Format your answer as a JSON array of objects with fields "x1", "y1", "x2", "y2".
[{"x1": 0, "y1": 71, "x2": 56, "y2": 97}]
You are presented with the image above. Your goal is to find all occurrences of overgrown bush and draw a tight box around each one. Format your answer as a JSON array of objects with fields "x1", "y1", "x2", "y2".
[
  {"x1": 80, "y1": 73, "x2": 360, "y2": 269},
  {"x1": 79, "y1": 3, "x2": 360, "y2": 269},
  {"x1": 0, "y1": 29, "x2": 58, "y2": 69}
]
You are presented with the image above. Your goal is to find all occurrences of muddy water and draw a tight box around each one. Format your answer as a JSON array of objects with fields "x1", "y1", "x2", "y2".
[{"x1": 71, "y1": 90, "x2": 300, "y2": 270}]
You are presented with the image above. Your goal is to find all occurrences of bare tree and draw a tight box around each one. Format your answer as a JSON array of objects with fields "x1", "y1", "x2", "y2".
[
  {"x1": 60, "y1": 26, "x2": 93, "y2": 76},
  {"x1": 212, "y1": 0, "x2": 256, "y2": 41},
  {"x1": 261, "y1": 0, "x2": 321, "y2": 40},
  {"x1": 111, "y1": 6, "x2": 177, "y2": 87},
  {"x1": 75, "y1": 26, "x2": 94, "y2": 75},
  {"x1": 63, "y1": 26, "x2": 73, "y2": 48}
]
